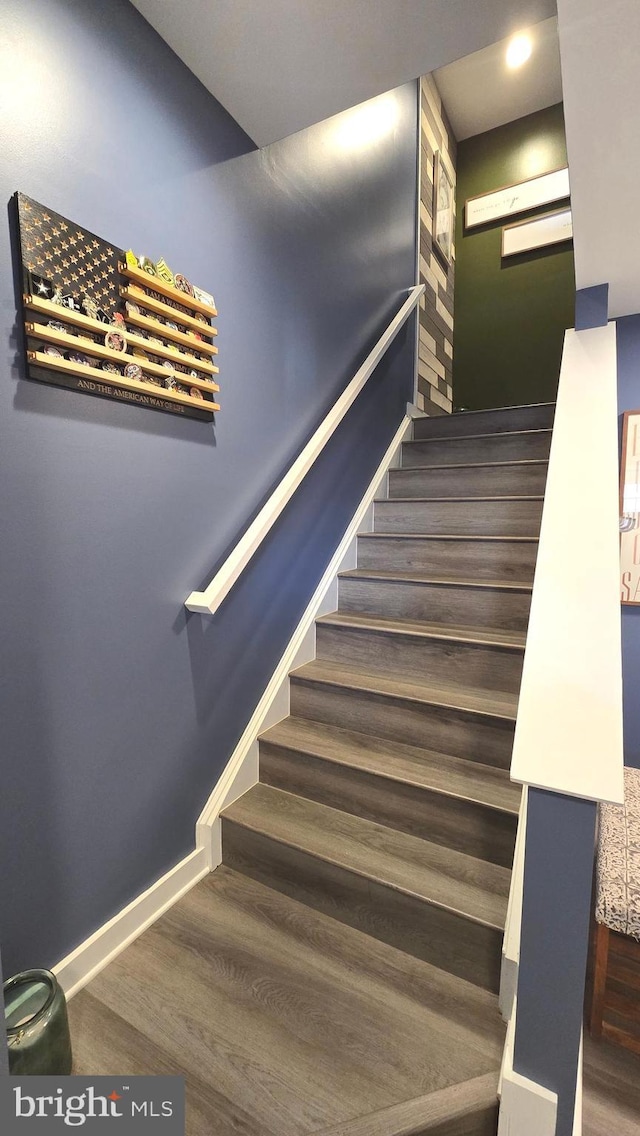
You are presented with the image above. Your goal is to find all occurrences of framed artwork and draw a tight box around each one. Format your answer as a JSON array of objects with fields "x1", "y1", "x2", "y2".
[
  {"x1": 433, "y1": 151, "x2": 454, "y2": 265},
  {"x1": 502, "y1": 207, "x2": 573, "y2": 257},
  {"x1": 620, "y1": 410, "x2": 640, "y2": 604},
  {"x1": 465, "y1": 166, "x2": 570, "y2": 230}
]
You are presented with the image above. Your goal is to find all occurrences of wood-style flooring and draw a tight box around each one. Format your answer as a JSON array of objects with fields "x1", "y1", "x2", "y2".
[
  {"x1": 68, "y1": 867, "x2": 504, "y2": 1136},
  {"x1": 583, "y1": 1033, "x2": 640, "y2": 1136}
]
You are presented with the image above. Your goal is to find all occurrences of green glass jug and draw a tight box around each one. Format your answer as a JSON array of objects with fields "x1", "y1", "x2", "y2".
[{"x1": 4, "y1": 969, "x2": 72, "y2": 1075}]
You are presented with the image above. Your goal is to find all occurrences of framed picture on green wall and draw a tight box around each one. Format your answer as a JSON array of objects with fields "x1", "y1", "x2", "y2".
[
  {"x1": 465, "y1": 166, "x2": 570, "y2": 230},
  {"x1": 502, "y1": 208, "x2": 573, "y2": 257},
  {"x1": 433, "y1": 152, "x2": 454, "y2": 265}
]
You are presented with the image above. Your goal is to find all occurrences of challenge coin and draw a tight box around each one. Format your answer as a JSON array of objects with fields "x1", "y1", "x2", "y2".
[
  {"x1": 101, "y1": 361, "x2": 122, "y2": 375},
  {"x1": 82, "y1": 295, "x2": 99, "y2": 321},
  {"x1": 124, "y1": 362, "x2": 143, "y2": 382},
  {"x1": 43, "y1": 344, "x2": 64, "y2": 358},
  {"x1": 67, "y1": 351, "x2": 90, "y2": 366},
  {"x1": 105, "y1": 329, "x2": 127, "y2": 353},
  {"x1": 175, "y1": 274, "x2": 195, "y2": 296},
  {"x1": 189, "y1": 387, "x2": 204, "y2": 400}
]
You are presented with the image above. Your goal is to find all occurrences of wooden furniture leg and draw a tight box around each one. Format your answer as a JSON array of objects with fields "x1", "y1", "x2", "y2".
[{"x1": 589, "y1": 921, "x2": 610, "y2": 1039}]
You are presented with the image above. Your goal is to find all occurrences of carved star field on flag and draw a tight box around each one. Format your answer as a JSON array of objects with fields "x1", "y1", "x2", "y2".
[{"x1": 18, "y1": 192, "x2": 122, "y2": 317}]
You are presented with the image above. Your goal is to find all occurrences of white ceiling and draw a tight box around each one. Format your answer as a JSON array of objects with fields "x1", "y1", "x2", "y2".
[
  {"x1": 434, "y1": 17, "x2": 562, "y2": 140},
  {"x1": 131, "y1": 0, "x2": 640, "y2": 320},
  {"x1": 130, "y1": 0, "x2": 557, "y2": 148},
  {"x1": 557, "y1": 0, "x2": 640, "y2": 318}
]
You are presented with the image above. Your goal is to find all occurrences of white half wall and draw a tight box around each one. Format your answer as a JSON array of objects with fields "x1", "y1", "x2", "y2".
[{"x1": 510, "y1": 323, "x2": 624, "y2": 803}]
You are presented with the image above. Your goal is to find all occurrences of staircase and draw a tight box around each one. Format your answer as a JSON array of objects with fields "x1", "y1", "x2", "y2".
[
  {"x1": 69, "y1": 402, "x2": 553, "y2": 1136},
  {"x1": 219, "y1": 402, "x2": 553, "y2": 1133}
]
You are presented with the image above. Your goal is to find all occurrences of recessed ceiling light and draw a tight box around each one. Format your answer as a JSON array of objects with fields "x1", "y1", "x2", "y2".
[{"x1": 506, "y1": 33, "x2": 533, "y2": 70}]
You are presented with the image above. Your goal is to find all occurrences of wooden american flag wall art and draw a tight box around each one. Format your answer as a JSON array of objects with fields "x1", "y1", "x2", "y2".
[{"x1": 16, "y1": 192, "x2": 220, "y2": 422}]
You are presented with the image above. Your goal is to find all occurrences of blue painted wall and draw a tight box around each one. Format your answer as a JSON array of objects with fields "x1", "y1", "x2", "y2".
[
  {"x1": 617, "y1": 314, "x2": 640, "y2": 768},
  {"x1": 0, "y1": 0, "x2": 418, "y2": 975}
]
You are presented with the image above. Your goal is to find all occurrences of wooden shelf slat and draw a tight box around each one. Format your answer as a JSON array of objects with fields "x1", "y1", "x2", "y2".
[
  {"x1": 26, "y1": 324, "x2": 220, "y2": 393},
  {"x1": 121, "y1": 285, "x2": 218, "y2": 339},
  {"x1": 118, "y1": 263, "x2": 218, "y2": 317},
  {"x1": 122, "y1": 329, "x2": 219, "y2": 376},
  {"x1": 28, "y1": 351, "x2": 219, "y2": 413},
  {"x1": 123, "y1": 309, "x2": 219, "y2": 355},
  {"x1": 24, "y1": 294, "x2": 219, "y2": 360},
  {"x1": 25, "y1": 293, "x2": 120, "y2": 336}
]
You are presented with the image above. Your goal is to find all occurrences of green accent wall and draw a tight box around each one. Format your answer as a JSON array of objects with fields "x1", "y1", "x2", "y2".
[{"x1": 453, "y1": 103, "x2": 576, "y2": 410}]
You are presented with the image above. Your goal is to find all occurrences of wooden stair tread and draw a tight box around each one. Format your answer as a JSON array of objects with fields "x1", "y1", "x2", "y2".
[
  {"x1": 439, "y1": 402, "x2": 554, "y2": 415},
  {"x1": 260, "y1": 716, "x2": 521, "y2": 815},
  {"x1": 222, "y1": 785, "x2": 510, "y2": 930},
  {"x1": 375, "y1": 494, "x2": 545, "y2": 502},
  {"x1": 71, "y1": 865, "x2": 504, "y2": 1136},
  {"x1": 339, "y1": 568, "x2": 533, "y2": 592},
  {"x1": 391, "y1": 458, "x2": 548, "y2": 472},
  {"x1": 403, "y1": 428, "x2": 552, "y2": 445},
  {"x1": 292, "y1": 659, "x2": 519, "y2": 721},
  {"x1": 315, "y1": 1071, "x2": 499, "y2": 1135},
  {"x1": 317, "y1": 609, "x2": 526, "y2": 650},
  {"x1": 360, "y1": 532, "x2": 539, "y2": 543}
]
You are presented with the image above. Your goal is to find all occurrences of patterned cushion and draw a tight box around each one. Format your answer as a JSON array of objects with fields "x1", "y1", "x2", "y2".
[{"x1": 596, "y1": 767, "x2": 640, "y2": 940}]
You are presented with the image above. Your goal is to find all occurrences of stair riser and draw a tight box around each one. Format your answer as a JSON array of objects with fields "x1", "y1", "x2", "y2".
[
  {"x1": 290, "y1": 678, "x2": 515, "y2": 769},
  {"x1": 316, "y1": 624, "x2": 524, "y2": 695},
  {"x1": 221, "y1": 821, "x2": 503, "y2": 992},
  {"x1": 259, "y1": 744, "x2": 518, "y2": 868},
  {"x1": 374, "y1": 497, "x2": 543, "y2": 537},
  {"x1": 357, "y1": 536, "x2": 538, "y2": 582},
  {"x1": 389, "y1": 463, "x2": 548, "y2": 499},
  {"x1": 338, "y1": 576, "x2": 532, "y2": 632},
  {"x1": 402, "y1": 432, "x2": 551, "y2": 468},
  {"x1": 412, "y1": 403, "x2": 554, "y2": 440}
]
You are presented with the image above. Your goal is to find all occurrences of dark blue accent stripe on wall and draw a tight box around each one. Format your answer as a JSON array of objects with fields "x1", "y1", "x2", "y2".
[
  {"x1": 617, "y1": 312, "x2": 640, "y2": 768},
  {"x1": 0, "y1": 0, "x2": 418, "y2": 974},
  {"x1": 575, "y1": 283, "x2": 609, "y2": 331},
  {"x1": 513, "y1": 284, "x2": 613, "y2": 1135},
  {"x1": 514, "y1": 789, "x2": 596, "y2": 1136}
]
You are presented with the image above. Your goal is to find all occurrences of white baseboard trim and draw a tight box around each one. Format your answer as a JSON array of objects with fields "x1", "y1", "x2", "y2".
[
  {"x1": 196, "y1": 412, "x2": 414, "y2": 869},
  {"x1": 500, "y1": 785, "x2": 529, "y2": 1021},
  {"x1": 572, "y1": 1030, "x2": 583, "y2": 1136},
  {"x1": 498, "y1": 1001, "x2": 558, "y2": 1136},
  {"x1": 53, "y1": 847, "x2": 209, "y2": 1000},
  {"x1": 498, "y1": 1068, "x2": 557, "y2": 1136}
]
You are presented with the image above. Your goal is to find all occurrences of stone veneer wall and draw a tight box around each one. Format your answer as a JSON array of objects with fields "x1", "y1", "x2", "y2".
[{"x1": 417, "y1": 75, "x2": 456, "y2": 415}]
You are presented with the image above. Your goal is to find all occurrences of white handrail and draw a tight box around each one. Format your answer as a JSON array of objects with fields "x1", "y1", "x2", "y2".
[
  {"x1": 510, "y1": 323, "x2": 624, "y2": 804},
  {"x1": 186, "y1": 285, "x2": 424, "y2": 615}
]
